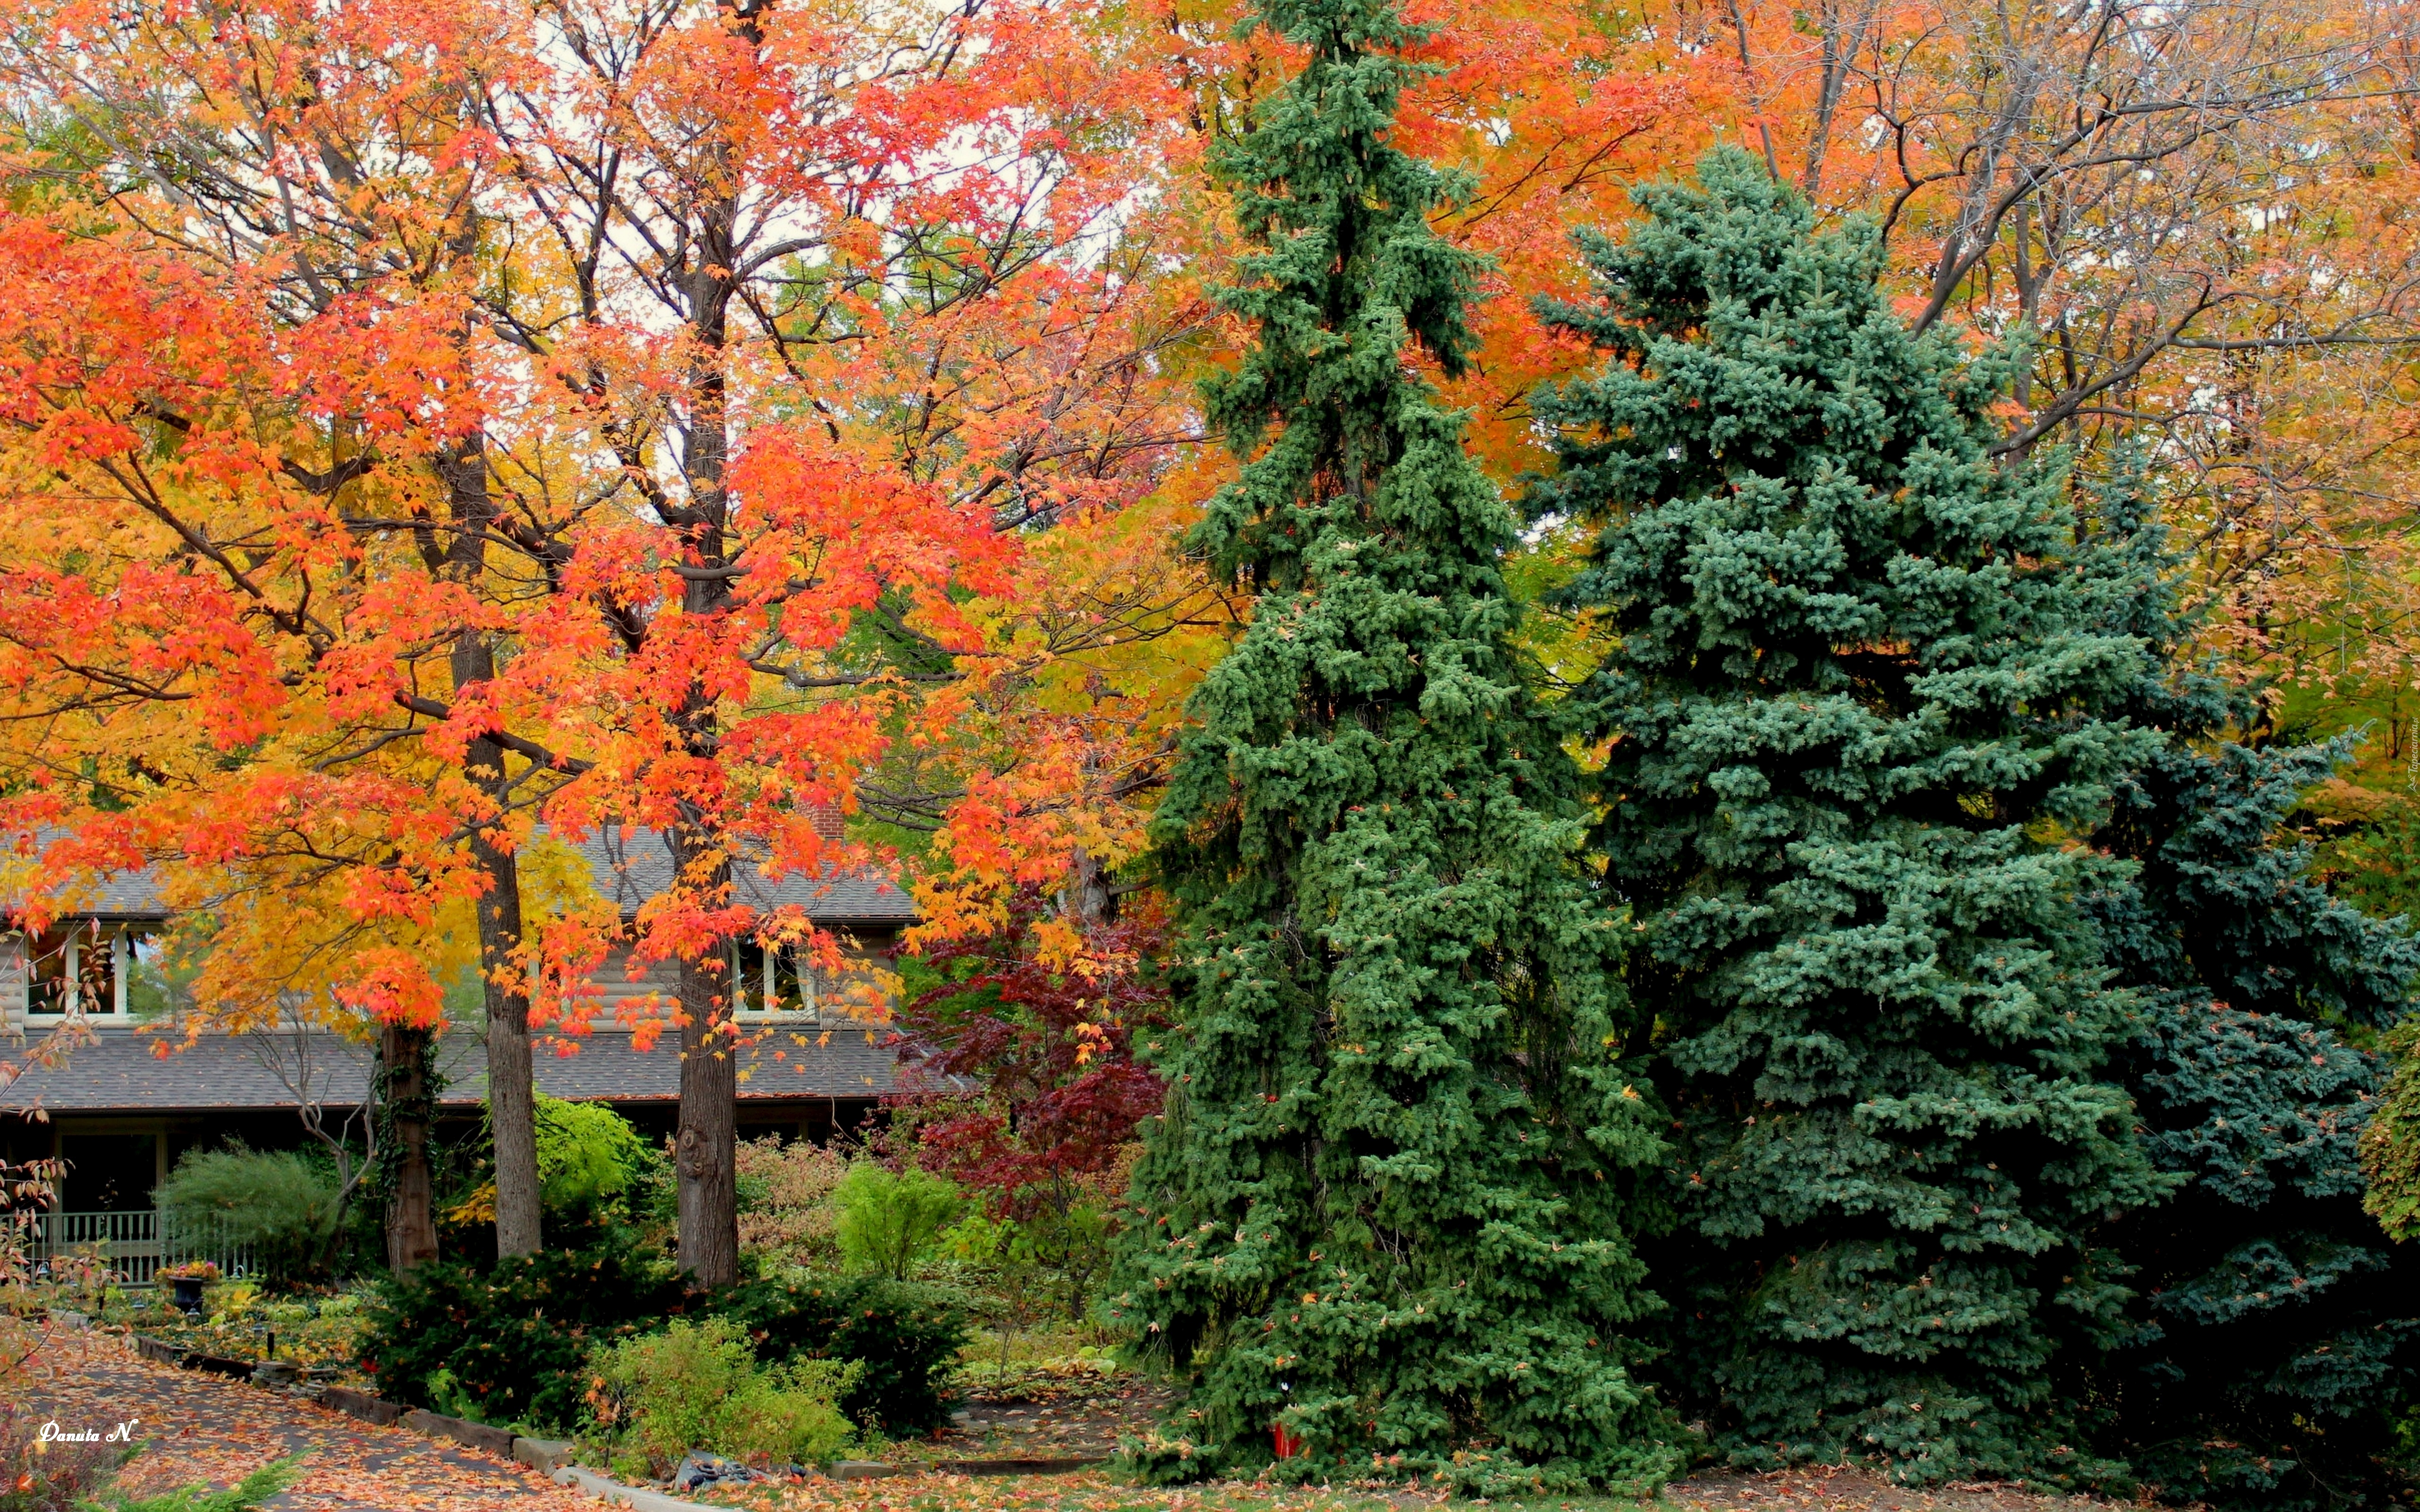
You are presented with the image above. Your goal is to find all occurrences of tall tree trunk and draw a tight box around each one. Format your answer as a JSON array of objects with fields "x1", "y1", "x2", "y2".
[
  {"x1": 434, "y1": 434, "x2": 543, "y2": 1256},
  {"x1": 468, "y1": 721, "x2": 541, "y2": 1257},
  {"x1": 674, "y1": 865, "x2": 739, "y2": 1285},
  {"x1": 380, "y1": 1021, "x2": 440, "y2": 1274},
  {"x1": 663, "y1": 49, "x2": 747, "y2": 1282}
]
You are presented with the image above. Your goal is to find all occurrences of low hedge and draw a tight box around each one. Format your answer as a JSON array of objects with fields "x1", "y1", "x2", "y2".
[
  {"x1": 360, "y1": 1247, "x2": 969, "y2": 1435},
  {"x1": 359, "y1": 1247, "x2": 695, "y2": 1429},
  {"x1": 719, "y1": 1274, "x2": 970, "y2": 1434}
]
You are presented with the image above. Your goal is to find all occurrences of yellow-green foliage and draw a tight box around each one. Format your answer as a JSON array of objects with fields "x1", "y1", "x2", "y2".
[
  {"x1": 833, "y1": 1164, "x2": 961, "y2": 1281},
  {"x1": 591, "y1": 1317, "x2": 861, "y2": 1469},
  {"x1": 535, "y1": 1094, "x2": 649, "y2": 1213},
  {"x1": 2362, "y1": 1022, "x2": 2420, "y2": 1240}
]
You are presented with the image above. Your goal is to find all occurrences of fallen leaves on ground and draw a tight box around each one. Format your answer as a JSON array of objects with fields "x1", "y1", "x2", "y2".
[
  {"x1": 23, "y1": 1334, "x2": 590, "y2": 1511},
  {"x1": 21, "y1": 1334, "x2": 2125, "y2": 1512}
]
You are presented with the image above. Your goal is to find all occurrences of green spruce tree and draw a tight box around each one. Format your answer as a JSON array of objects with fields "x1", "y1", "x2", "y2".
[
  {"x1": 1529, "y1": 148, "x2": 2171, "y2": 1481},
  {"x1": 2068, "y1": 460, "x2": 2420, "y2": 1511},
  {"x1": 1108, "y1": 0, "x2": 1676, "y2": 1491}
]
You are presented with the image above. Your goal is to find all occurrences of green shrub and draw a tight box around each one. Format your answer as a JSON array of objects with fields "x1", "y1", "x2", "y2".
[
  {"x1": 832, "y1": 1164, "x2": 961, "y2": 1280},
  {"x1": 717, "y1": 1274, "x2": 968, "y2": 1434},
  {"x1": 359, "y1": 1245, "x2": 693, "y2": 1429},
  {"x1": 535, "y1": 1095, "x2": 649, "y2": 1217},
  {"x1": 156, "y1": 1146, "x2": 339, "y2": 1284},
  {"x1": 591, "y1": 1317, "x2": 858, "y2": 1469}
]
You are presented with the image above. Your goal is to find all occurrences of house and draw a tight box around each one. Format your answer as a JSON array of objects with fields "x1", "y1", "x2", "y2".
[{"x1": 0, "y1": 825, "x2": 918, "y2": 1227}]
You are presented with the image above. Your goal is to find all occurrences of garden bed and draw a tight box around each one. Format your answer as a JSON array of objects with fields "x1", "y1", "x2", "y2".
[
  {"x1": 76, "y1": 1279, "x2": 374, "y2": 1382},
  {"x1": 932, "y1": 1361, "x2": 1173, "y2": 1463}
]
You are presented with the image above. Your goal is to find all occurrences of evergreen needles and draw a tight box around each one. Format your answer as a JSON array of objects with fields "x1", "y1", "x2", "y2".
[
  {"x1": 1530, "y1": 148, "x2": 2171, "y2": 1480},
  {"x1": 1109, "y1": 0, "x2": 1677, "y2": 1490},
  {"x1": 2070, "y1": 464, "x2": 2420, "y2": 1510}
]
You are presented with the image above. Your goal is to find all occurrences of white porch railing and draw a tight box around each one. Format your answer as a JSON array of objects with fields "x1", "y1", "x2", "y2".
[{"x1": 9, "y1": 1209, "x2": 257, "y2": 1286}]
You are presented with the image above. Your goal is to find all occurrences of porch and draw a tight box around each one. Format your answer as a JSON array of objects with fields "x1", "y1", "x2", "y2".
[{"x1": 11, "y1": 1207, "x2": 256, "y2": 1286}]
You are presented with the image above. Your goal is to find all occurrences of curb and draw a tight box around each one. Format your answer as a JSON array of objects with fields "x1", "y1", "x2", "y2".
[
  {"x1": 550, "y1": 1464, "x2": 706, "y2": 1512},
  {"x1": 315, "y1": 1386, "x2": 405, "y2": 1426}
]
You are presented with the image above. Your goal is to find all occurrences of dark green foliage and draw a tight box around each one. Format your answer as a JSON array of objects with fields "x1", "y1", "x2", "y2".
[
  {"x1": 359, "y1": 1246, "x2": 693, "y2": 1429},
  {"x1": 362, "y1": 1246, "x2": 969, "y2": 1438},
  {"x1": 156, "y1": 1145, "x2": 341, "y2": 1286},
  {"x1": 1530, "y1": 148, "x2": 2170, "y2": 1482},
  {"x1": 1110, "y1": 0, "x2": 1674, "y2": 1492},
  {"x1": 2068, "y1": 468, "x2": 2420, "y2": 1510},
  {"x1": 716, "y1": 1275, "x2": 970, "y2": 1433}
]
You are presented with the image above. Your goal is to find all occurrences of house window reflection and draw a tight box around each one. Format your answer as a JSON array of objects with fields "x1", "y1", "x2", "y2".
[
  {"x1": 732, "y1": 936, "x2": 820, "y2": 1020},
  {"x1": 22, "y1": 923, "x2": 150, "y2": 1018}
]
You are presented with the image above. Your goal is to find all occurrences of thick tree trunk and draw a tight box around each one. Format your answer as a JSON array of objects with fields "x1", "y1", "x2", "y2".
[
  {"x1": 434, "y1": 434, "x2": 543, "y2": 1258},
  {"x1": 380, "y1": 1021, "x2": 440, "y2": 1274},
  {"x1": 674, "y1": 840, "x2": 738, "y2": 1285},
  {"x1": 469, "y1": 746, "x2": 541, "y2": 1257},
  {"x1": 661, "y1": 27, "x2": 752, "y2": 1290}
]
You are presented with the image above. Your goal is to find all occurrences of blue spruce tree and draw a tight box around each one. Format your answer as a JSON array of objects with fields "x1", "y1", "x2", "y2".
[
  {"x1": 1109, "y1": 0, "x2": 1676, "y2": 1491},
  {"x1": 1529, "y1": 149, "x2": 2171, "y2": 1481},
  {"x1": 2070, "y1": 460, "x2": 2420, "y2": 1510}
]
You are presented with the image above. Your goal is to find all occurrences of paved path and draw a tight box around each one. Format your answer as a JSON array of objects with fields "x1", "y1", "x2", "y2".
[{"x1": 23, "y1": 1335, "x2": 595, "y2": 1512}]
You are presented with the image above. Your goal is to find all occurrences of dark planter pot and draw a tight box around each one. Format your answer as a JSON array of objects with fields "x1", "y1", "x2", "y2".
[{"x1": 171, "y1": 1277, "x2": 206, "y2": 1314}]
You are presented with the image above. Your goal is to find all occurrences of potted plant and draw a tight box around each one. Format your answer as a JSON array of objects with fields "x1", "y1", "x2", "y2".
[{"x1": 159, "y1": 1260, "x2": 219, "y2": 1315}]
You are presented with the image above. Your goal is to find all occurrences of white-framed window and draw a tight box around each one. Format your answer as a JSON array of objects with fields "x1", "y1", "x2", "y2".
[
  {"x1": 731, "y1": 936, "x2": 820, "y2": 1021},
  {"x1": 19, "y1": 921, "x2": 138, "y2": 1020}
]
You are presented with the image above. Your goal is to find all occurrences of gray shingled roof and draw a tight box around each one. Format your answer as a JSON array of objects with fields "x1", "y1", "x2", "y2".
[
  {"x1": 0, "y1": 1024, "x2": 899, "y2": 1114},
  {"x1": 1, "y1": 843, "x2": 171, "y2": 921},
  {"x1": 0, "y1": 826, "x2": 916, "y2": 928},
  {"x1": 565, "y1": 826, "x2": 916, "y2": 925}
]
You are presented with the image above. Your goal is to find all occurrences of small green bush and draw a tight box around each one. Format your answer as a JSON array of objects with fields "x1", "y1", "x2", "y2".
[
  {"x1": 832, "y1": 1164, "x2": 961, "y2": 1280},
  {"x1": 359, "y1": 1245, "x2": 693, "y2": 1429},
  {"x1": 156, "y1": 1146, "x2": 339, "y2": 1284},
  {"x1": 718, "y1": 1274, "x2": 968, "y2": 1433},
  {"x1": 591, "y1": 1317, "x2": 858, "y2": 1469},
  {"x1": 535, "y1": 1095, "x2": 649, "y2": 1217}
]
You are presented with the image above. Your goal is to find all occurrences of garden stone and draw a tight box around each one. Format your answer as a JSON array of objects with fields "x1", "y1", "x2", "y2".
[{"x1": 671, "y1": 1453, "x2": 761, "y2": 1491}]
